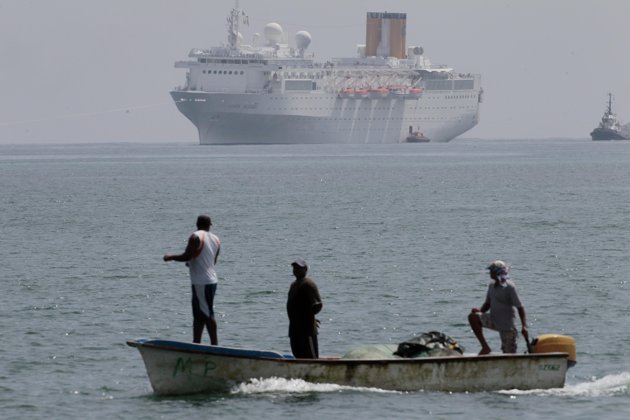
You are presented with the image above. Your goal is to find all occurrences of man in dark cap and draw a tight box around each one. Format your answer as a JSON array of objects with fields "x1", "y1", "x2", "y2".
[
  {"x1": 164, "y1": 215, "x2": 221, "y2": 345},
  {"x1": 286, "y1": 257, "x2": 322, "y2": 358},
  {"x1": 468, "y1": 260, "x2": 528, "y2": 355}
]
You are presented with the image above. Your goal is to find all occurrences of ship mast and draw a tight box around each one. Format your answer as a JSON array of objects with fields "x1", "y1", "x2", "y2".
[
  {"x1": 607, "y1": 92, "x2": 613, "y2": 115},
  {"x1": 227, "y1": 0, "x2": 248, "y2": 50}
]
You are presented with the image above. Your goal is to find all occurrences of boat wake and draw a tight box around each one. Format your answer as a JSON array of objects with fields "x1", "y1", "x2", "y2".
[
  {"x1": 231, "y1": 373, "x2": 630, "y2": 396},
  {"x1": 231, "y1": 377, "x2": 399, "y2": 395},
  {"x1": 499, "y1": 372, "x2": 630, "y2": 397}
]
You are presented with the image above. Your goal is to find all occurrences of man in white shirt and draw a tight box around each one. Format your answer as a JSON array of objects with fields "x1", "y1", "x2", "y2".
[{"x1": 164, "y1": 215, "x2": 221, "y2": 344}]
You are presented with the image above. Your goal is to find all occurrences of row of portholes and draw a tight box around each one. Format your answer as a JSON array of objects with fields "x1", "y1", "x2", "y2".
[
  {"x1": 262, "y1": 107, "x2": 474, "y2": 112},
  {"x1": 202, "y1": 70, "x2": 245, "y2": 75},
  {"x1": 260, "y1": 115, "x2": 463, "y2": 121}
]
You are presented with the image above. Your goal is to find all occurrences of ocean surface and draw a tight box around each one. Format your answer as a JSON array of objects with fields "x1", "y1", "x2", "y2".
[{"x1": 2, "y1": 139, "x2": 630, "y2": 419}]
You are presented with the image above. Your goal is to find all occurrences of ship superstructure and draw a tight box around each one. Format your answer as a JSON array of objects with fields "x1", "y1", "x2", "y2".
[
  {"x1": 170, "y1": 2, "x2": 482, "y2": 144},
  {"x1": 590, "y1": 93, "x2": 629, "y2": 141}
]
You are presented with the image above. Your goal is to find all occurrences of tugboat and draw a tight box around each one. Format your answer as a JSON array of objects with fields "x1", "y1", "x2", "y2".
[
  {"x1": 406, "y1": 126, "x2": 430, "y2": 143},
  {"x1": 590, "y1": 93, "x2": 630, "y2": 140}
]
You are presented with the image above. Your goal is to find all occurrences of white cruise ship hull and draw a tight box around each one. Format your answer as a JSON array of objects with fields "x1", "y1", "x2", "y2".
[{"x1": 171, "y1": 90, "x2": 480, "y2": 144}]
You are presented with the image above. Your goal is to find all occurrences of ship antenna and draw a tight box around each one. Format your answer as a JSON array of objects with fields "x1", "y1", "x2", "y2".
[
  {"x1": 608, "y1": 92, "x2": 613, "y2": 114},
  {"x1": 227, "y1": 0, "x2": 248, "y2": 50}
]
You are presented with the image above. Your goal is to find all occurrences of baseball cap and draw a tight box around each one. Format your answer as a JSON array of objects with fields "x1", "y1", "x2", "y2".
[{"x1": 292, "y1": 257, "x2": 307, "y2": 268}]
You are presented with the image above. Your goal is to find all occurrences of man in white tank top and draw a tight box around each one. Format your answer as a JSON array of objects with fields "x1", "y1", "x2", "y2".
[{"x1": 163, "y1": 214, "x2": 221, "y2": 344}]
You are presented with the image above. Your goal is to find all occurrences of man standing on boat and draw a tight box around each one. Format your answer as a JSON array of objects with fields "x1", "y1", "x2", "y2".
[
  {"x1": 468, "y1": 260, "x2": 529, "y2": 355},
  {"x1": 287, "y1": 257, "x2": 322, "y2": 358},
  {"x1": 163, "y1": 215, "x2": 221, "y2": 345}
]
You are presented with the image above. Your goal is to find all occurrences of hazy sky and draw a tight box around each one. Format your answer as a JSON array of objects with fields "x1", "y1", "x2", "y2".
[{"x1": 1, "y1": 0, "x2": 629, "y2": 144}]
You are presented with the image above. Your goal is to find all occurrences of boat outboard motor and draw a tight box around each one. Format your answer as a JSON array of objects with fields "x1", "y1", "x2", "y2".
[{"x1": 530, "y1": 334, "x2": 577, "y2": 367}]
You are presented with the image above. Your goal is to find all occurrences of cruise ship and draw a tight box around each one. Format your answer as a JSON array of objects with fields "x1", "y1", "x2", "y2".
[{"x1": 170, "y1": 2, "x2": 482, "y2": 144}]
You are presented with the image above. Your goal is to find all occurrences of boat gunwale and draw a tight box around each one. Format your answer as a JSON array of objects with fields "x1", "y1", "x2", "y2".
[{"x1": 126, "y1": 339, "x2": 569, "y2": 365}]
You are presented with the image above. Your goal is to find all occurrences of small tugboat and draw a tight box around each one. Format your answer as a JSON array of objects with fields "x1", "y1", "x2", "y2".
[
  {"x1": 590, "y1": 93, "x2": 630, "y2": 140},
  {"x1": 406, "y1": 126, "x2": 430, "y2": 143}
]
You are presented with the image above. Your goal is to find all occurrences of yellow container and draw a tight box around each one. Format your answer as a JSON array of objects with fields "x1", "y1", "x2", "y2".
[{"x1": 531, "y1": 334, "x2": 576, "y2": 365}]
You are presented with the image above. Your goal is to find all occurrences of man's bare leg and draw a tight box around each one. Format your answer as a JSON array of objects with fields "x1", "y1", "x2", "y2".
[
  {"x1": 193, "y1": 318, "x2": 205, "y2": 343},
  {"x1": 468, "y1": 312, "x2": 491, "y2": 355},
  {"x1": 206, "y1": 318, "x2": 218, "y2": 345}
]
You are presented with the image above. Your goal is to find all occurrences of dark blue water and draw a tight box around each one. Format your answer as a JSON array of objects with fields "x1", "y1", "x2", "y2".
[{"x1": 2, "y1": 139, "x2": 630, "y2": 419}]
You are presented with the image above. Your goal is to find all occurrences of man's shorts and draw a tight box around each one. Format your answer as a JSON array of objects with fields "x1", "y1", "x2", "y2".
[
  {"x1": 477, "y1": 312, "x2": 518, "y2": 353},
  {"x1": 191, "y1": 283, "x2": 217, "y2": 321}
]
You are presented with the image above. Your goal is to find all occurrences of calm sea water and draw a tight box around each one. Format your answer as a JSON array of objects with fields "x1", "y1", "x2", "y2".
[{"x1": 2, "y1": 139, "x2": 630, "y2": 419}]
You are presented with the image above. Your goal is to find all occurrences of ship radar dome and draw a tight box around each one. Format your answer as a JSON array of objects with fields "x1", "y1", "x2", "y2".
[
  {"x1": 295, "y1": 31, "x2": 312, "y2": 51},
  {"x1": 264, "y1": 22, "x2": 284, "y2": 45}
]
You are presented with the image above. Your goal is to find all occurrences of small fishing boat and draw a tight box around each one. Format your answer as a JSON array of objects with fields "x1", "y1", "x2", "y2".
[{"x1": 127, "y1": 334, "x2": 575, "y2": 395}]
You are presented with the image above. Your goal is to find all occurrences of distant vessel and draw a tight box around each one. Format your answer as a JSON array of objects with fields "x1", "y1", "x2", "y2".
[
  {"x1": 590, "y1": 93, "x2": 629, "y2": 141},
  {"x1": 405, "y1": 127, "x2": 430, "y2": 143},
  {"x1": 170, "y1": 2, "x2": 482, "y2": 144}
]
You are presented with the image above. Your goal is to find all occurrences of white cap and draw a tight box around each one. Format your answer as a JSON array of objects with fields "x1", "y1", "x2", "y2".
[{"x1": 292, "y1": 257, "x2": 307, "y2": 268}]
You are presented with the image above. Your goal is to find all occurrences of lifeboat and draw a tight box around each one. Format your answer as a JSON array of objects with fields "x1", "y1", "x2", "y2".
[
  {"x1": 368, "y1": 87, "x2": 390, "y2": 98},
  {"x1": 388, "y1": 85, "x2": 407, "y2": 96},
  {"x1": 338, "y1": 88, "x2": 355, "y2": 99},
  {"x1": 354, "y1": 88, "x2": 369, "y2": 98},
  {"x1": 407, "y1": 87, "x2": 424, "y2": 98}
]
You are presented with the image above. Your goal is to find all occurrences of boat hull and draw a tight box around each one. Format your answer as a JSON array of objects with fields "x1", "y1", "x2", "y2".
[
  {"x1": 128, "y1": 339, "x2": 568, "y2": 395},
  {"x1": 171, "y1": 91, "x2": 479, "y2": 144},
  {"x1": 590, "y1": 127, "x2": 630, "y2": 141}
]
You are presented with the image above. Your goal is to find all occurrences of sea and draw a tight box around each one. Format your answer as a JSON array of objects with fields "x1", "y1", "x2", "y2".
[{"x1": 1, "y1": 138, "x2": 629, "y2": 419}]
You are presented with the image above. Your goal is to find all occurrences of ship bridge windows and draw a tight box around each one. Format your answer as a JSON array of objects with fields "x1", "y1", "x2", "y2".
[
  {"x1": 425, "y1": 80, "x2": 453, "y2": 90},
  {"x1": 454, "y1": 80, "x2": 474, "y2": 89}
]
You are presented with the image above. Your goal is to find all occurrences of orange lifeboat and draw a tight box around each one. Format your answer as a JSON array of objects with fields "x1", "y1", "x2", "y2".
[
  {"x1": 368, "y1": 87, "x2": 390, "y2": 98},
  {"x1": 338, "y1": 88, "x2": 355, "y2": 98},
  {"x1": 388, "y1": 85, "x2": 407, "y2": 96},
  {"x1": 354, "y1": 88, "x2": 369, "y2": 98},
  {"x1": 408, "y1": 87, "x2": 424, "y2": 98}
]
